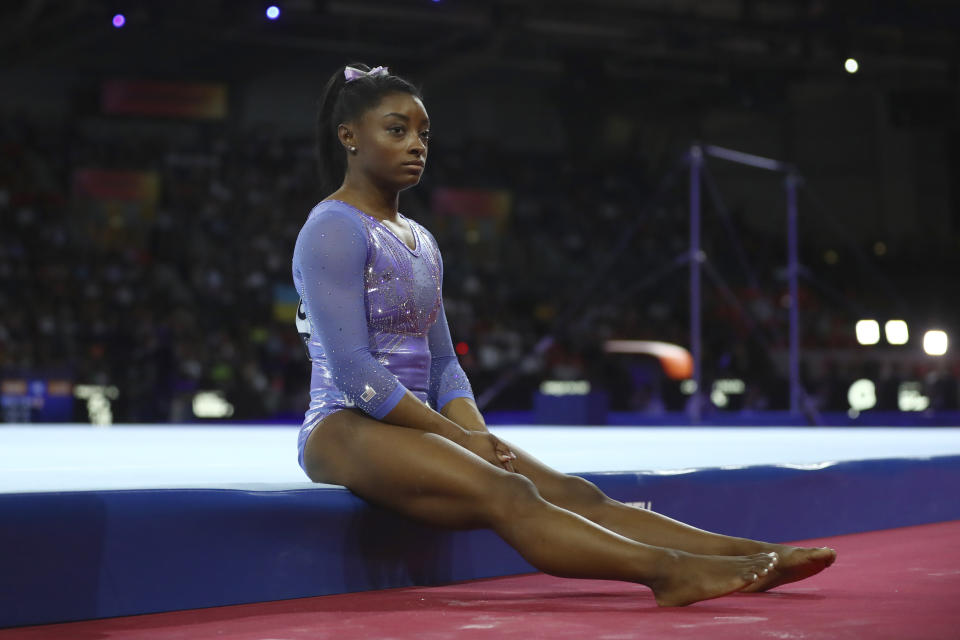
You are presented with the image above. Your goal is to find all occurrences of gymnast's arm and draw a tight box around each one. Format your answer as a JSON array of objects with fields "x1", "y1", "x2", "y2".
[
  {"x1": 422, "y1": 296, "x2": 517, "y2": 467},
  {"x1": 424, "y1": 262, "x2": 485, "y2": 431},
  {"x1": 425, "y1": 305, "x2": 517, "y2": 468},
  {"x1": 293, "y1": 210, "x2": 467, "y2": 444},
  {"x1": 441, "y1": 397, "x2": 488, "y2": 432}
]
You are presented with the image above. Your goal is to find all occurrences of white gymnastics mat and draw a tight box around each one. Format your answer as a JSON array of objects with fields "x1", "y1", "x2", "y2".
[{"x1": 1, "y1": 423, "x2": 958, "y2": 493}]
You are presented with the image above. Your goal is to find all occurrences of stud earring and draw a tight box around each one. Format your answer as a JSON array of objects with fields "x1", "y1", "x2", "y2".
[{"x1": 349, "y1": 146, "x2": 357, "y2": 154}]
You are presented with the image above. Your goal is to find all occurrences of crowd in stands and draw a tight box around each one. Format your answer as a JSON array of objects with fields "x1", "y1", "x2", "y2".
[{"x1": 1, "y1": 109, "x2": 957, "y2": 423}]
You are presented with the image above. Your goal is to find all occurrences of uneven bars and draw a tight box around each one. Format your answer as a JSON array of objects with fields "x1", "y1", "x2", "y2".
[
  {"x1": 703, "y1": 144, "x2": 793, "y2": 173},
  {"x1": 691, "y1": 142, "x2": 805, "y2": 419}
]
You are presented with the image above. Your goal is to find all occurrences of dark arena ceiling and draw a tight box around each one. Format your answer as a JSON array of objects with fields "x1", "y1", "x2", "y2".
[{"x1": 2, "y1": 0, "x2": 958, "y2": 93}]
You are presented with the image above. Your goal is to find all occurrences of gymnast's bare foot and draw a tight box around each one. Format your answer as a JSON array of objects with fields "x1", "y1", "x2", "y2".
[
  {"x1": 738, "y1": 544, "x2": 836, "y2": 593},
  {"x1": 648, "y1": 551, "x2": 779, "y2": 607}
]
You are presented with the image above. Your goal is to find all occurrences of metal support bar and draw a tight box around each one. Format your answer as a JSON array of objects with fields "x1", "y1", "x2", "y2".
[
  {"x1": 786, "y1": 172, "x2": 802, "y2": 416},
  {"x1": 689, "y1": 145, "x2": 703, "y2": 423}
]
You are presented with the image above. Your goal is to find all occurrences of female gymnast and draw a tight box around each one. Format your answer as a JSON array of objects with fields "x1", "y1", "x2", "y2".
[{"x1": 292, "y1": 63, "x2": 836, "y2": 607}]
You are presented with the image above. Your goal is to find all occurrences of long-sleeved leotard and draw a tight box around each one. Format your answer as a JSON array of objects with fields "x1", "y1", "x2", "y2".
[{"x1": 292, "y1": 199, "x2": 475, "y2": 472}]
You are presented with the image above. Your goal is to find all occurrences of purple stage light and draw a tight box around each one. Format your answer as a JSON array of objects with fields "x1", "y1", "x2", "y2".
[
  {"x1": 266, "y1": 5, "x2": 280, "y2": 19},
  {"x1": 112, "y1": 14, "x2": 126, "y2": 28}
]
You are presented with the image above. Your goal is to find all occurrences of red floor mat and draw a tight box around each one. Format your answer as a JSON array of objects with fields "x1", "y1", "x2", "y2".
[{"x1": 5, "y1": 520, "x2": 959, "y2": 639}]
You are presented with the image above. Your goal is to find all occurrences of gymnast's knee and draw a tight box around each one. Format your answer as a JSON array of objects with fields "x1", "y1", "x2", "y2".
[
  {"x1": 556, "y1": 475, "x2": 610, "y2": 519},
  {"x1": 485, "y1": 473, "x2": 543, "y2": 523}
]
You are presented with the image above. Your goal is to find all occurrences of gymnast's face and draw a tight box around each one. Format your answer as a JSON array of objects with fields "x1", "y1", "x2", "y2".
[{"x1": 342, "y1": 92, "x2": 430, "y2": 192}]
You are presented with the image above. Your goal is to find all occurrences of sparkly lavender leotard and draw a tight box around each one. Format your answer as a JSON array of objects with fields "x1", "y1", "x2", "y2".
[{"x1": 292, "y1": 199, "x2": 475, "y2": 472}]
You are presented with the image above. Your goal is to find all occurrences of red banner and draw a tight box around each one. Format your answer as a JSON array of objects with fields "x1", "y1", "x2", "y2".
[
  {"x1": 102, "y1": 80, "x2": 228, "y2": 119},
  {"x1": 431, "y1": 188, "x2": 512, "y2": 219},
  {"x1": 72, "y1": 169, "x2": 159, "y2": 202}
]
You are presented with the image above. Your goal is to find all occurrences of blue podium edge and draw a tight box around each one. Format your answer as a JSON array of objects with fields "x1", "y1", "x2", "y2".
[{"x1": 2, "y1": 454, "x2": 959, "y2": 628}]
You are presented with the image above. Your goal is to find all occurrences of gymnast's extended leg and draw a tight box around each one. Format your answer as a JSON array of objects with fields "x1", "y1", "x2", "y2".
[
  {"x1": 493, "y1": 436, "x2": 836, "y2": 592},
  {"x1": 302, "y1": 409, "x2": 779, "y2": 607}
]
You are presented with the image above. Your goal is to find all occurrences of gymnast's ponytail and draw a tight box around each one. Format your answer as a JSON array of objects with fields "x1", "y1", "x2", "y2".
[{"x1": 315, "y1": 63, "x2": 422, "y2": 197}]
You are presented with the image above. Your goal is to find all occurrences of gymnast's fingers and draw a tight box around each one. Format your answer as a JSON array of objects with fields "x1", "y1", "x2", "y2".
[{"x1": 495, "y1": 446, "x2": 517, "y2": 472}]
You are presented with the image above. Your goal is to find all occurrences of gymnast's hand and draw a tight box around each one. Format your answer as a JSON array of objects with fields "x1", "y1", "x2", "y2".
[{"x1": 459, "y1": 430, "x2": 518, "y2": 472}]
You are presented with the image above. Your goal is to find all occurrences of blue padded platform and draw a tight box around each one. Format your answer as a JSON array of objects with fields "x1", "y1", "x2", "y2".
[{"x1": 2, "y1": 454, "x2": 959, "y2": 628}]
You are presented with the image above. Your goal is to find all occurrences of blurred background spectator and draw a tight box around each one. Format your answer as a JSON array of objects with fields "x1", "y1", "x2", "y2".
[{"x1": 1, "y1": 0, "x2": 957, "y2": 424}]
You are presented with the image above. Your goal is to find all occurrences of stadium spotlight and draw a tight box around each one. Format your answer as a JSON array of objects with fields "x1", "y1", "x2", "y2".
[
  {"x1": 923, "y1": 330, "x2": 948, "y2": 356},
  {"x1": 855, "y1": 319, "x2": 880, "y2": 345},
  {"x1": 847, "y1": 379, "x2": 877, "y2": 411},
  {"x1": 845, "y1": 58, "x2": 859, "y2": 74},
  {"x1": 266, "y1": 5, "x2": 281, "y2": 20},
  {"x1": 898, "y1": 382, "x2": 930, "y2": 412},
  {"x1": 884, "y1": 320, "x2": 909, "y2": 345},
  {"x1": 710, "y1": 388, "x2": 729, "y2": 408},
  {"x1": 192, "y1": 391, "x2": 235, "y2": 418},
  {"x1": 112, "y1": 14, "x2": 126, "y2": 28}
]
